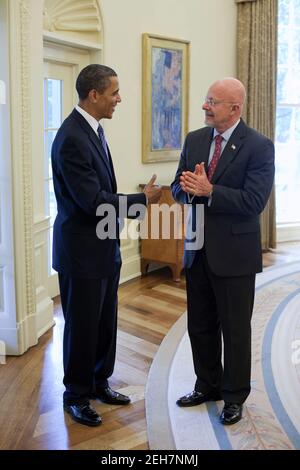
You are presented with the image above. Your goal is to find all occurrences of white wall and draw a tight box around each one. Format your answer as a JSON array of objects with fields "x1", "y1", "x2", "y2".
[
  {"x1": 0, "y1": 0, "x2": 17, "y2": 354},
  {"x1": 1, "y1": 0, "x2": 237, "y2": 351},
  {"x1": 100, "y1": 0, "x2": 237, "y2": 192},
  {"x1": 3, "y1": 0, "x2": 237, "y2": 305},
  {"x1": 99, "y1": 0, "x2": 237, "y2": 281},
  {"x1": 31, "y1": 0, "x2": 45, "y2": 221}
]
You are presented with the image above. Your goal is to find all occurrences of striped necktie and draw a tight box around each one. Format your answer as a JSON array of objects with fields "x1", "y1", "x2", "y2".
[{"x1": 97, "y1": 124, "x2": 109, "y2": 160}]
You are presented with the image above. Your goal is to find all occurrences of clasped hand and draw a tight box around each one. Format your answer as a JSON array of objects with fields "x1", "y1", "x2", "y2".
[{"x1": 180, "y1": 163, "x2": 213, "y2": 197}]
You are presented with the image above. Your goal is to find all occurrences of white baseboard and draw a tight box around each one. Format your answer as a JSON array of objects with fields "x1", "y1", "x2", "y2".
[
  {"x1": 2, "y1": 313, "x2": 38, "y2": 355},
  {"x1": 0, "y1": 326, "x2": 19, "y2": 355},
  {"x1": 36, "y1": 297, "x2": 55, "y2": 338},
  {"x1": 120, "y1": 254, "x2": 141, "y2": 284},
  {"x1": 277, "y1": 224, "x2": 300, "y2": 243},
  {"x1": 1, "y1": 297, "x2": 54, "y2": 355}
]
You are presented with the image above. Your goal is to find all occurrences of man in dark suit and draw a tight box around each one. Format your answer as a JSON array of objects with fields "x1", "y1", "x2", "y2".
[
  {"x1": 171, "y1": 77, "x2": 275, "y2": 425},
  {"x1": 52, "y1": 64, "x2": 161, "y2": 426}
]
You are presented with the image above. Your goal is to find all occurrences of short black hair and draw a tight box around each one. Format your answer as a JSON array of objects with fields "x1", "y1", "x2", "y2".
[{"x1": 75, "y1": 64, "x2": 117, "y2": 100}]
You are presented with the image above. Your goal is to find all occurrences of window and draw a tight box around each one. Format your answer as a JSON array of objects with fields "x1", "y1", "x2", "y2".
[
  {"x1": 44, "y1": 78, "x2": 61, "y2": 274},
  {"x1": 276, "y1": 0, "x2": 300, "y2": 225}
]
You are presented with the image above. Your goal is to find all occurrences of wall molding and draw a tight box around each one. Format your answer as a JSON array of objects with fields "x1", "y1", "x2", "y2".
[
  {"x1": 43, "y1": 0, "x2": 103, "y2": 47},
  {"x1": 8, "y1": 0, "x2": 37, "y2": 354},
  {"x1": 19, "y1": 0, "x2": 35, "y2": 330},
  {"x1": 34, "y1": 215, "x2": 51, "y2": 234},
  {"x1": 43, "y1": 0, "x2": 102, "y2": 33},
  {"x1": 43, "y1": 30, "x2": 103, "y2": 50}
]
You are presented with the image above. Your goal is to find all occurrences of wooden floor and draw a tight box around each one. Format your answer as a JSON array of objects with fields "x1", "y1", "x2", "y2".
[{"x1": 0, "y1": 242, "x2": 300, "y2": 450}]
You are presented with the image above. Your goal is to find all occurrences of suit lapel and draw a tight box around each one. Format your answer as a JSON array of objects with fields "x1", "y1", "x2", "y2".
[
  {"x1": 211, "y1": 120, "x2": 247, "y2": 183},
  {"x1": 192, "y1": 128, "x2": 212, "y2": 172},
  {"x1": 202, "y1": 128, "x2": 214, "y2": 170},
  {"x1": 105, "y1": 145, "x2": 117, "y2": 192},
  {"x1": 88, "y1": 129, "x2": 115, "y2": 179},
  {"x1": 71, "y1": 109, "x2": 116, "y2": 189}
]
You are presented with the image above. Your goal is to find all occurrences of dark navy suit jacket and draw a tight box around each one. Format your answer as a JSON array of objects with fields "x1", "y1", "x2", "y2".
[
  {"x1": 171, "y1": 119, "x2": 275, "y2": 277},
  {"x1": 51, "y1": 109, "x2": 146, "y2": 279}
]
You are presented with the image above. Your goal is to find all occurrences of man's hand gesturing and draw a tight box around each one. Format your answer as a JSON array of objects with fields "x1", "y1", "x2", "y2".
[{"x1": 144, "y1": 174, "x2": 162, "y2": 204}]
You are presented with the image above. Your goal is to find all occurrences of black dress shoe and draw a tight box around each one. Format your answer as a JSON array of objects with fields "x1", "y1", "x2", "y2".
[
  {"x1": 176, "y1": 390, "x2": 222, "y2": 407},
  {"x1": 220, "y1": 403, "x2": 243, "y2": 425},
  {"x1": 64, "y1": 403, "x2": 102, "y2": 427},
  {"x1": 92, "y1": 387, "x2": 131, "y2": 405}
]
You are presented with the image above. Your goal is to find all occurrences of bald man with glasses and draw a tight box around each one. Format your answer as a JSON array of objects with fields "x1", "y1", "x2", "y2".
[{"x1": 171, "y1": 77, "x2": 275, "y2": 425}]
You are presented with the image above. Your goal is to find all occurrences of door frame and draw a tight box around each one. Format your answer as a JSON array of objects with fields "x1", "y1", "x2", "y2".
[{"x1": 43, "y1": 43, "x2": 96, "y2": 298}]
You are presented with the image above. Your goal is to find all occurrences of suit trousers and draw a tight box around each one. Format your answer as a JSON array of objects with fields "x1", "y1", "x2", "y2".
[
  {"x1": 185, "y1": 249, "x2": 255, "y2": 404},
  {"x1": 59, "y1": 270, "x2": 120, "y2": 405}
]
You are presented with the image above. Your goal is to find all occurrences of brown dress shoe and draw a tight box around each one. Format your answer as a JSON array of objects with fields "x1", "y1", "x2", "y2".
[
  {"x1": 220, "y1": 403, "x2": 243, "y2": 425},
  {"x1": 92, "y1": 387, "x2": 131, "y2": 405},
  {"x1": 176, "y1": 390, "x2": 222, "y2": 407}
]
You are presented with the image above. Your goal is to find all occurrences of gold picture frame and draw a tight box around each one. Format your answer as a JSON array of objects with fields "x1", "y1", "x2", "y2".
[{"x1": 142, "y1": 33, "x2": 190, "y2": 163}]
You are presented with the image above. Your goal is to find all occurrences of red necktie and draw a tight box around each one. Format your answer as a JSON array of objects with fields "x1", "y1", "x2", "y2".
[{"x1": 208, "y1": 134, "x2": 223, "y2": 181}]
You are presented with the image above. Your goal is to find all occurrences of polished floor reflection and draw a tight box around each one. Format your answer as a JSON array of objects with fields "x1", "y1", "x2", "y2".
[{"x1": 0, "y1": 242, "x2": 299, "y2": 449}]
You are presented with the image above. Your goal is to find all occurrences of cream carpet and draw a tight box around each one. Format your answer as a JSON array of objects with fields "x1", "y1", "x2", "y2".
[{"x1": 145, "y1": 262, "x2": 300, "y2": 450}]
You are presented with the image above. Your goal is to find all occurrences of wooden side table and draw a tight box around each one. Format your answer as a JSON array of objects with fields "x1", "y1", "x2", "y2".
[{"x1": 139, "y1": 185, "x2": 184, "y2": 282}]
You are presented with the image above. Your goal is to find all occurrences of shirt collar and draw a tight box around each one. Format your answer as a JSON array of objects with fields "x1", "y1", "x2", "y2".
[
  {"x1": 75, "y1": 105, "x2": 100, "y2": 135},
  {"x1": 213, "y1": 119, "x2": 240, "y2": 142}
]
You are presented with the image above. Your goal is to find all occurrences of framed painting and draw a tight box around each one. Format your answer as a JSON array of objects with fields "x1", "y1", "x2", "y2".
[{"x1": 142, "y1": 33, "x2": 190, "y2": 163}]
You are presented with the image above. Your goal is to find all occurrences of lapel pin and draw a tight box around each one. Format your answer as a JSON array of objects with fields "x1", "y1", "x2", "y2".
[{"x1": 231, "y1": 144, "x2": 236, "y2": 150}]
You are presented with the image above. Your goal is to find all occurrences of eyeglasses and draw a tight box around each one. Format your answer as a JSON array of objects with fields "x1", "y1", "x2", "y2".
[{"x1": 204, "y1": 98, "x2": 237, "y2": 107}]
